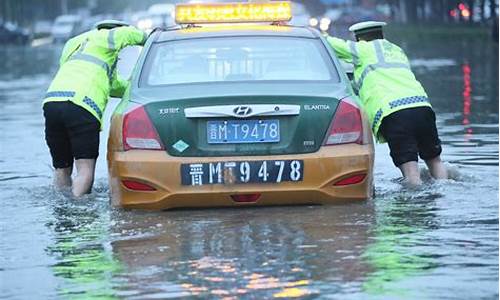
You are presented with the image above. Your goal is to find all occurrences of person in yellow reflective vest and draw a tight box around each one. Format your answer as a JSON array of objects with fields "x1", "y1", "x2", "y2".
[
  {"x1": 43, "y1": 20, "x2": 147, "y2": 196},
  {"x1": 326, "y1": 21, "x2": 448, "y2": 186}
]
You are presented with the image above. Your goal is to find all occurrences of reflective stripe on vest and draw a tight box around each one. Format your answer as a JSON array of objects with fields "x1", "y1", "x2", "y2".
[
  {"x1": 389, "y1": 96, "x2": 429, "y2": 109},
  {"x1": 83, "y1": 96, "x2": 103, "y2": 118},
  {"x1": 354, "y1": 40, "x2": 411, "y2": 90},
  {"x1": 355, "y1": 62, "x2": 410, "y2": 91},
  {"x1": 348, "y1": 41, "x2": 359, "y2": 66},
  {"x1": 371, "y1": 96, "x2": 429, "y2": 131},
  {"x1": 45, "y1": 91, "x2": 75, "y2": 99},
  {"x1": 109, "y1": 59, "x2": 118, "y2": 83},
  {"x1": 108, "y1": 29, "x2": 116, "y2": 50},
  {"x1": 69, "y1": 37, "x2": 112, "y2": 80},
  {"x1": 372, "y1": 109, "x2": 383, "y2": 132},
  {"x1": 69, "y1": 53, "x2": 112, "y2": 80},
  {"x1": 373, "y1": 40, "x2": 385, "y2": 63}
]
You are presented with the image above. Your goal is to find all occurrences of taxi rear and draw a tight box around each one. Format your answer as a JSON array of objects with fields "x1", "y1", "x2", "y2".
[{"x1": 107, "y1": 2, "x2": 374, "y2": 210}]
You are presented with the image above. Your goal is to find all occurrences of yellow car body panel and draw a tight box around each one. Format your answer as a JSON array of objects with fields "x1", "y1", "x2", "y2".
[{"x1": 108, "y1": 130, "x2": 374, "y2": 210}]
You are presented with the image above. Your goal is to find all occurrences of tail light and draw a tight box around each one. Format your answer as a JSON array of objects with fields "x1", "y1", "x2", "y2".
[
  {"x1": 123, "y1": 106, "x2": 164, "y2": 151},
  {"x1": 334, "y1": 174, "x2": 366, "y2": 186},
  {"x1": 122, "y1": 180, "x2": 156, "y2": 191},
  {"x1": 231, "y1": 193, "x2": 261, "y2": 203},
  {"x1": 324, "y1": 99, "x2": 363, "y2": 145}
]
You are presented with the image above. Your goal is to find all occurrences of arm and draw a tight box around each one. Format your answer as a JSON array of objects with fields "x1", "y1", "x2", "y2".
[
  {"x1": 109, "y1": 71, "x2": 128, "y2": 98},
  {"x1": 107, "y1": 27, "x2": 146, "y2": 97},
  {"x1": 325, "y1": 36, "x2": 359, "y2": 66},
  {"x1": 108, "y1": 26, "x2": 147, "y2": 51}
]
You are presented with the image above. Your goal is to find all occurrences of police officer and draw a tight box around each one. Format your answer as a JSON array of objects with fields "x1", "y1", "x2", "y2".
[
  {"x1": 43, "y1": 20, "x2": 147, "y2": 196},
  {"x1": 326, "y1": 21, "x2": 448, "y2": 186}
]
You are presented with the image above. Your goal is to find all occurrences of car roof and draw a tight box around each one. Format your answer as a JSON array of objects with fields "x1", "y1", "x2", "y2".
[{"x1": 154, "y1": 25, "x2": 320, "y2": 42}]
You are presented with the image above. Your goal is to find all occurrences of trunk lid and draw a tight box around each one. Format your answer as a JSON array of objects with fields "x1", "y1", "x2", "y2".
[{"x1": 133, "y1": 82, "x2": 349, "y2": 157}]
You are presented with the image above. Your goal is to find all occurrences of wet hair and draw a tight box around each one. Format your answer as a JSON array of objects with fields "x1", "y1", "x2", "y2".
[{"x1": 355, "y1": 29, "x2": 384, "y2": 41}]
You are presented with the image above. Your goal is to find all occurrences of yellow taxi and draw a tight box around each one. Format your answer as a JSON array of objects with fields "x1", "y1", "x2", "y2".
[{"x1": 107, "y1": 1, "x2": 374, "y2": 210}]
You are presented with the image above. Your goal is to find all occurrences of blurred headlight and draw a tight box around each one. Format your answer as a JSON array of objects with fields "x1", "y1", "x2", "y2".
[
  {"x1": 319, "y1": 17, "x2": 331, "y2": 32},
  {"x1": 319, "y1": 22, "x2": 330, "y2": 32},
  {"x1": 320, "y1": 17, "x2": 331, "y2": 26},
  {"x1": 309, "y1": 17, "x2": 319, "y2": 27},
  {"x1": 137, "y1": 19, "x2": 153, "y2": 30}
]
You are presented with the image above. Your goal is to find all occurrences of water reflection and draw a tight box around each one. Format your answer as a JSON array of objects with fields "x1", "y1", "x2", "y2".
[
  {"x1": 109, "y1": 204, "x2": 375, "y2": 298},
  {"x1": 45, "y1": 188, "x2": 120, "y2": 299},
  {"x1": 362, "y1": 190, "x2": 441, "y2": 297},
  {"x1": 462, "y1": 62, "x2": 473, "y2": 138}
]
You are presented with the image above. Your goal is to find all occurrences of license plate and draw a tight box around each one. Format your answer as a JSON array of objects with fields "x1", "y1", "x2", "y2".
[
  {"x1": 207, "y1": 119, "x2": 280, "y2": 144},
  {"x1": 181, "y1": 160, "x2": 303, "y2": 186}
]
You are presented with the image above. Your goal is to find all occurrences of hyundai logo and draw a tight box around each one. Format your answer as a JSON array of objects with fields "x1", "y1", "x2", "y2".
[{"x1": 233, "y1": 106, "x2": 253, "y2": 117}]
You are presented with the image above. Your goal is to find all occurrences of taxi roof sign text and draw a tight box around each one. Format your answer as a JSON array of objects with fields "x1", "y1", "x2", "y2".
[{"x1": 175, "y1": 1, "x2": 292, "y2": 24}]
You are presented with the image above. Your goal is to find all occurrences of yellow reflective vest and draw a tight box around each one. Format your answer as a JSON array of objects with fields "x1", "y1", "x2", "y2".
[
  {"x1": 43, "y1": 26, "x2": 146, "y2": 125},
  {"x1": 326, "y1": 36, "x2": 432, "y2": 142}
]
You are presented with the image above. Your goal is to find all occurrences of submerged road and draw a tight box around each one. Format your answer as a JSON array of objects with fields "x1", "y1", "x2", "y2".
[{"x1": 0, "y1": 31, "x2": 498, "y2": 299}]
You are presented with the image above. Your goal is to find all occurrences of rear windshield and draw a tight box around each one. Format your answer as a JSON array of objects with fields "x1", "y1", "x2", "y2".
[{"x1": 140, "y1": 36, "x2": 339, "y2": 86}]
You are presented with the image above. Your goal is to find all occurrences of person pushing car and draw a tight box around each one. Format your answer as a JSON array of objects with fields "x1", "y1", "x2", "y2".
[
  {"x1": 326, "y1": 21, "x2": 448, "y2": 186},
  {"x1": 43, "y1": 20, "x2": 147, "y2": 196}
]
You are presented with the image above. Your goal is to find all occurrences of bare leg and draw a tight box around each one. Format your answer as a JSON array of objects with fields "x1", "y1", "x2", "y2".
[
  {"x1": 398, "y1": 161, "x2": 423, "y2": 186},
  {"x1": 424, "y1": 156, "x2": 448, "y2": 180},
  {"x1": 72, "y1": 159, "x2": 96, "y2": 197},
  {"x1": 54, "y1": 167, "x2": 72, "y2": 189}
]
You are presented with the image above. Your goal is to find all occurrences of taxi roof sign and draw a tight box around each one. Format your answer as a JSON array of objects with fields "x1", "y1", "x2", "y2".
[{"x1": 175, "y1": 1, "x2": 292, "y2": 24}]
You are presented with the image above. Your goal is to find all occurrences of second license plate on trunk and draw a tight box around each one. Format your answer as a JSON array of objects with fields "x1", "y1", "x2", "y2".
[
  {"x1": 207, "y1": 119, "x2": 280, "y2": 144},
  {"x1": 181, "y1": 160, "x2": 303, "y2": 186}
]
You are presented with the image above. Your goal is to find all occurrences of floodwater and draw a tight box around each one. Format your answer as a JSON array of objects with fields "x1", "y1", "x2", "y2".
[{"x1": 0, "y1": 30, "x2": 498, "y2": 299}]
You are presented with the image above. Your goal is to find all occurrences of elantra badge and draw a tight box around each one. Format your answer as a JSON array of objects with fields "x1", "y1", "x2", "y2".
[{"x1": 233, "y1": 106, "x2": 253, "y2": 117}]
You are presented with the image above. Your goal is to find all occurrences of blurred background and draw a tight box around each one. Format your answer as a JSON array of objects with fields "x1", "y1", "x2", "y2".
[{"x1": 0, "y1": 0, "x2": 498, "y2": 45}]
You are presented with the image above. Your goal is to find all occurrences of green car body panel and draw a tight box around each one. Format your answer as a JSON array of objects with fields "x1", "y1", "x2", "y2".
[{"x1": 145, "y1": 95, "x2": 337, "y2": 157}]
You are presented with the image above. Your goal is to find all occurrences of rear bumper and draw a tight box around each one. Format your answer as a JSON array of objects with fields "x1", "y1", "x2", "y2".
[{"x1": 107, "y1": 144, "x2": 374, "y2": 210}]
